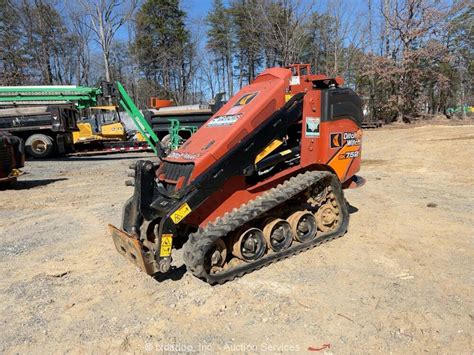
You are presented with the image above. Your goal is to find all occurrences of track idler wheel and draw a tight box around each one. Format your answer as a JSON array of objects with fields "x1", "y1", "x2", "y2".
[
  {"x1": 263, "y1": 218, "x2": 293, "y2": 252},
  {"x1": 315, "y1": 201, "x2": 340, "y2": 232},
  {"x1": 232, "y1": 228, "x2": 266, "y2": 262},
  {"x1": 287, "y1": 211, "x2": 318, "y2": 242},
  {"x1": 204, "y1": 239, "x2": 228, "y2": 273}
]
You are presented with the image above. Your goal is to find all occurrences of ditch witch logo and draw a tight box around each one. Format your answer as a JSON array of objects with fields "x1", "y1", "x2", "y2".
[
  {"x1": 234, "y1": 92, "x2": 258, "y2": 106},
  {"x1": 330, "y1": 130, "x2": 362, "y2": 148},
  {"x1": 330, "y1": 133, "x2": 343, "y2": 148}
]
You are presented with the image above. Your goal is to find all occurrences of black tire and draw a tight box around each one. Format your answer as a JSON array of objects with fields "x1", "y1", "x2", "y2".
[
  {"x1": 25, "y1": 134, "x2": 54, "y2": 159},
  {"x1": 160, "y1": 134, "x2": 172, "y2": 154},
  {"x1": 161, "y1": 134, "x2": 171, "y2": 148}
]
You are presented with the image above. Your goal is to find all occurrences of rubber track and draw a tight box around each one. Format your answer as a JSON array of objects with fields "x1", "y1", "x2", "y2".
[{"x1": 182, "y1": 171, "x2": 349, "y2": 285}]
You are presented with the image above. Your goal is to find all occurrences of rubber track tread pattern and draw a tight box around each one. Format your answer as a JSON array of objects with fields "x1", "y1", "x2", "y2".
[{"x1": 182, "y1": 171, "x2": 349, "y2": 285}]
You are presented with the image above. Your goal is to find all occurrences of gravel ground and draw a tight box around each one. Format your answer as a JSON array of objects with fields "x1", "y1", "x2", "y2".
[{"x1": 0, "y1": 123, "x2": 473, "y2": 353}]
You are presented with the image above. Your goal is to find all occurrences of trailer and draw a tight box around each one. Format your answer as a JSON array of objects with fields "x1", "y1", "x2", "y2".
[{"x1": 361, "y1": 120, "x2": 383, "y2": 129}]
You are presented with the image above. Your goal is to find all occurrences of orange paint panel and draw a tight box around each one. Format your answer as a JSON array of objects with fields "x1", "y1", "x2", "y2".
[
  {"x1": 163, "y1": 67, "x2": 292, "y2": 181},
  {"x1": 328, "y1": 145, "x2": 360, "y2": 180}
]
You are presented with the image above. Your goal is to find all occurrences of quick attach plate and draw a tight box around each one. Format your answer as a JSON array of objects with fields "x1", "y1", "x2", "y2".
[{"x1": 108, "y1": 224, "x2": 158, "y2": 275}]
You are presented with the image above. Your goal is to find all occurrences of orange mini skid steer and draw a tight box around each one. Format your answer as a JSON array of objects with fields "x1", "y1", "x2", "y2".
[{"x1": 109, "y1": 64, "x2": 365, "y2": 284}]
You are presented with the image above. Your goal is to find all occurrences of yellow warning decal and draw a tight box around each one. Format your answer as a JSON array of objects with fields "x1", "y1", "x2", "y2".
[
  {"x1": 285, "y1": 94, "x2": 293, "y2": 102},
  {"x1": 160, "y1": 234, "x2": 173, "y2": 257},
  {"x1": 255, "y1": 139, "x2": 283, "y2": 164},
  {"x1": 170, "y1": 202, "x2": 192, "y2": 224},
  {"x1": 234, "y1": 92, "x2": 258, "y2": 106}
]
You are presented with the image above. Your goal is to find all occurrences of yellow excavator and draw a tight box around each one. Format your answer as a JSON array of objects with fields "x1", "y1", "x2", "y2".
[
  {"x1": 72, "y1": 103, "x2": 148, "y2": 152},
  {"x1": 73, "y1": 105, "x2": 128, "y2": 143}
]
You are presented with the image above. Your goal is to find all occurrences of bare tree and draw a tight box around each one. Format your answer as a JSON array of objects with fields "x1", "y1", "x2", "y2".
[
  {"x1": 78, "y1": 0, "x2": 137, "y2": 81},
  {"x1": 70, "y1": 10, "x2": 92, "y2": 85},
  {"x1": 254, "y1": 0, "x2": 315, "y2": 67},
  {"x1": 381, "y1": 0, "x2": 458, "y2": 121}
]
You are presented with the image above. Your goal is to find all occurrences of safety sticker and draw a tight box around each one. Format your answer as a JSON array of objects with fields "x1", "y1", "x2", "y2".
[
  {"x1": 160, "y1": 234, "x2": 173, "y2": 256},
  {"x1": 167, "y1": 151, "x2": 201, "y2": 160},
  {"x1": 226, "y1": 106, "x2": 242, "y2": 115},
  {"x1": 170, "y1": 202, "x2": 192, "y2": 224},
  {"x1": 234, "y1": 92, "x2": 258, "y2": 106},
  {"x1": 306, "y1": 117, "x2": 320, "y2": 137},
  {"x1": 207, "y1": 114, "x2": 242, "y2": 127}
]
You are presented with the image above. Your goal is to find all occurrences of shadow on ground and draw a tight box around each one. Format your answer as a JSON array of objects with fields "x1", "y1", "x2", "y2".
[
  {"x1": 33, "y1": 154, "x2": 153, "y2": 162},
  {"x1": 153, "y1": 265, "x2": 187, "y2": 282},
  {"x1": 347, "y1": 203, "x2": 359, "y2": 214},
  {"x1": 3, "y1": 178, "x2": 68, "y2": 190}
]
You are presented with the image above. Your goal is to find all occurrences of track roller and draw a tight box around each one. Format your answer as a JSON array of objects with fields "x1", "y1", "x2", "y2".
[
  {"x1": 287, "y1": 211, "x2": 317, "y2": 242},
  {"x1": 232, "y1": 227, "x2": 266, "y2": 261},
  {"x1": 263, "y1": 218, "x2": 293, "y2": 252}
]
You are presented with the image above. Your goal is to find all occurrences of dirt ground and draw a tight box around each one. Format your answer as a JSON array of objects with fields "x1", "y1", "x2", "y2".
[{"x1": 1, "y1": 123, "x2": 473, "y2": 353}]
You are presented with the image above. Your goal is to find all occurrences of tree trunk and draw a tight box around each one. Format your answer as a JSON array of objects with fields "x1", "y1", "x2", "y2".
[
  {"x1": 102, "y1": 50, "x2": 111, "y2": 82},
  {"x1": 238, "y1": 53, "x2": 243, "y2": 90},
  {"x1": 459, "y1": 68, "x2": 466, "y2": 119},
  {"x1": 225, "y1": 54, "x2": 234, "y2": 97},
  {"x1": 96, "y1": 4, "x2": 111, "y2": 82}
]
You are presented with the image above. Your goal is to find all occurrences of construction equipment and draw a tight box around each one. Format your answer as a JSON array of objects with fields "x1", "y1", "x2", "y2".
[
  {"x1": 0, "y1": 131, "x2": 24, "y2": 185},
  {"x1": 73, "y1": 106, "x2": 124, "y2": 143},
  {"x1": 115, "y1": 82, "x2": 159, "y2": 155},
  {"x1": 71, "y1": 104, "x2": 151, "y2": 154},
  {"x1": 109, "y1": 64, "x2": 365, "y2": 284},
  {"x1": 149, "y1": 98, "x2": 174, "y2": 108},
  {"x1": 0, "y1": 104, "x2": 77, "y2": 158},
  {"x1": 148, "y1": 93, "x2": 225, "y2": 150},
  {"x1": 0, "y1": 83, "x2": 159, "y2": 156},
  {"x1": 0, "y1": 85, "x2": 104, "y2": 108},
  {"x1": 446, "y1": 104, "x2": 474, "y2": 116}
]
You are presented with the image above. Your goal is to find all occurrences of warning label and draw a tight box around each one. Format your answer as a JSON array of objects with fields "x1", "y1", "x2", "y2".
[
  {"x1": 170, "y1": 202, "x2": 192, "y2": 224},
  {"x1": 160, "y1": 234, "x2": 173, "y2": 256}
]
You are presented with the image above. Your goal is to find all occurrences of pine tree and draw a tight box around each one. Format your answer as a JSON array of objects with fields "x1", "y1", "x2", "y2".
[
  {"x1": 229, "y1": 0, "x2": 263, "y2": 87},
  {"x1": 19, "y1": 0, "x2": 74, "y2": 84},
  {"x1": 0, "y1": 0, "x2": 28, "y2": 84},
  {"x1": 306, "y1": 12, "x2": 337, "y2": 75},
  {"x1": 447, "y1": 5, "x2": 474, "y2": 117},
  {"x1": 206, "y1": 0, "x2": 234, "y2": 97},
  {"x1": 134, "y1": 0, "x2": 194, "y2": 103}
]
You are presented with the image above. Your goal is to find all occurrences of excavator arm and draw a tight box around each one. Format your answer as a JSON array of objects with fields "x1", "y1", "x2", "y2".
[{"x1": 114, "y1": 82, "x2": 160, "y2": 155}]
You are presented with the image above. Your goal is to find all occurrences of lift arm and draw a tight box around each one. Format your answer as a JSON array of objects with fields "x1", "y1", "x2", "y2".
[{"x1": 115, "y1": 82, "x2": 159, "y2": 155}]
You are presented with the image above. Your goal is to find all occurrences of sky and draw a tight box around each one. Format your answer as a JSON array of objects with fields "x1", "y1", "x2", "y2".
[
  {"x1": 114, "y1": 0, "x2": 373, "y2": 42},
  {"x1": 111, "y1": 0, "x2": 378, "y2": 56},
  {"x1": 114, "y1": 0, "x2": 212, "y2": 45},
  {"x1": 89, "y1": 0, "x2": 458, "y2": 47},
  {"x1": 106, "y1": 0, "x2": 457, "y2": 70}
]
